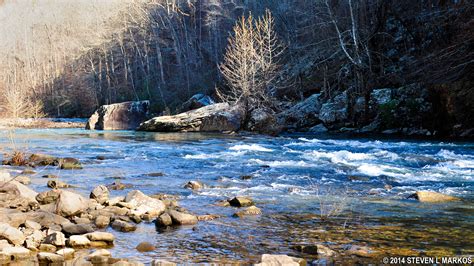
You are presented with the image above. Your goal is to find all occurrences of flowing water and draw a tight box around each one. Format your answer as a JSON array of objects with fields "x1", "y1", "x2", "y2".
[{"x1": 1, "y1": 129, "x2": 473, "y2": 263}]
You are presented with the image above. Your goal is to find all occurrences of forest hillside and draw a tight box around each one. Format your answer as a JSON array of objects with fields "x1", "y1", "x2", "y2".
[{"x1": 0, "y1": 0, "x2": 473, "y2": 136}]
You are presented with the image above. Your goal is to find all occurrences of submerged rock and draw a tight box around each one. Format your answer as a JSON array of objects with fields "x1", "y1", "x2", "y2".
[
  {"x1": 183, "y1": 181, "x2": 204, "y2": 190},
  {"x1": 233, "y1": 206, "x2": 262, "y2": 218},
  {"x1": 138, "y1": 103, "x2": 244, "y2": 132},
  {"x1": 409, "y1": 191, "x2": 460, "y2": 203},
  {"x1": 136, "y1": 242, "x2": 155, "y2": 252},
  {"x1": 292, "y1": 244, "x2": 336, "y2": 256},
  {"x1": 47, "y1": 180, "x2": 70, "y2": 189},
  {"x1": 86, "y1": 101, "x2": 150, "y2": 130}
]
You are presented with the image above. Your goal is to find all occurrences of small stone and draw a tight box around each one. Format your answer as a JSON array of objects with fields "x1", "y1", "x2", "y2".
[
  {"x1": 256, "y1": 254, "x2": 305, "y2": 266},
  {"x1": 43, "y1": 231, "x2": 66, "y2": 247},
  {"x1": 86, "y1": 249, "x2": 111, "y2": 261},
  {"x1": 96, "y1": 155, "x2": 106, "y2": 160},
  {"x1": 85, "y1": 232, "x2": 115, "y2": 243},
  {"x1": 228, "y1": 196, "x2": 254, "y2": 207},
  {"x1": 15, "y1": 175, "x2": 31, "y2": 185},
  {"x1": 155, "y1": 213, "x2": 173, "y2": 228},
  {"x1": 89, "y1": 241, "x2": 110, "y2": 248},
  {"x1": 241, "y1": 175, "x2": 252, "y2": 180},
  {"x1": 136, "y1": 242, "x2": 155, "y2": 252},
  {"x1": 151, "y1": 260, "x2": 177, "y2": 266},
  {"x1": 21, "y1": 169, "x2": 36, "y2": 175},
  {"x1": 68, "y1": 235, "x2": 91, "y2": 248},
  {"x1": 47, "y1": 180, "x2": 70, "y2": 189},
  {"x1": 36, "y1": 190, "x2": 61, "y2": 204},
  {"x1": 24, "y1": 220, "x2": 42, "y2": 230},
  {"x1": 197, "y1": 214, "x2": 220, "y2": 221},
  {"x1": 107, "y1": 196, "x2": 125, "y2": 206},
  {"x1": 147, "y1": 172, "x2": 164, "y2": 177},
  {"x1": 39, "y1": 244, "x2": 57, "y2": 252},
  {"x1": 233, "y1": 206, "x2": 262, "y2": 218},
  {"x1": 95, "y1": 215, "x2": 110, "y2": 228},
  {"x1": 90, "y1": 185, "x2": 109, "y2": 205},
  {"x1": 62, "y1": 223, "x2": 94, "y2": 235},
  {"x1": 348, "y1": 175, "x2": 370, "y2": 182},
  {"x1": 183, "y1": 181, "x2": 203, "y2": 190},
  {"x1": 74, "y1": 217, "x2": 91, "y2": 224},
  {"x1": 346, "y1": 245, "x2": 376, "y2": 258},
  {"x1": 168, "y1": 210, "x2": 198, "y2": 225},
  {"x1": 215, "y1": 200, "x2": 230, "y2": 207},
  {"x1": 111, "y1": 220, "x2": 137, "y2": 232},
  {"x1": 0, "y1": 222, "x2": 26, "y2": 245},
  {"x1": 38, "y1": 252, "x2": 65, "y2": 263},
  {"x1": 107, "y1": 181, "x2": 133, "y2": 190},
  {"x1": 56, "y1": 248, "x2": 75, "y2": 260},
  {"x1": 1, "y1": 246, "x2": 31, "y2": 260},
  {"x1": 25, "y1": 230, "x2": 44, "y2": 249}
]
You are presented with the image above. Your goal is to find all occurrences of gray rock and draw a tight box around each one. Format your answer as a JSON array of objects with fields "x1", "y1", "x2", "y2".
[
  {"x1": 256, "y1": 254, "x2": 305, "y2": 266},
  {"x1": 155, "y1": 213, "x2": 173, "y2": 228},
  {"x1": 278, "y1": 93, "x2": 322, "y2": 129},
  {"x1": 138, "y1": 103, "x2": 244, "y2": 132},
  {"x1": 36, "y1": 190, "x2": 61, "y2": 204},
  {"x1": 370, "y1": 88, "x2": 392, "y2": 105},
  {"x1": 47, "y1": 180, "x2": 70, "y2": 189},
  {"x1": 228, "y1": 196, "x2": 254, "y2": 207},
  {"x1": 38, "y1": 252, "x2": 65, "y2": 263},
  {"x1": 24, "y1": 230, "x2": 44, "y2": 249},
  {"x1": 167, "y1": 210, "x2": 198, "y2": 225},
  {"x1": 183, "y1": 181, "x2": 204, "y2": 190},
  {"x1": 62, "y1": 223, "x2": 94, "y2": 235},
  {"x1": 86, "y1": 101, "x2": 150, "y2": 130},
  {"x1": 319, "y1": 92, "x2": 349, "y2": 125},
  {"x1": 68, "y1": 235, "x2": 91, "y2": 248},
  {"x1": 111, "y1": 220, "x2": 136, "y2": 232},
  {"x1": 55, "y1": 190, "x2": 88, "y2": 217},
  {"x1": 308, "y1": 124, "x2": 328, "y2": 133},
  {"x1": 247, "y1": 108, "x2": 281, "y2": 135},
  {"x1": 125, "y1": 190, "x2": 165, "y2": 218},
  {"x1": 85, "y1": 232, "x2": 115, "y2": 243},
  {"x1": 43, "y1": 231, "x2": 66, "y2": 247},
  {"x1": 94, "y1": 215, "x2": 110, "y2": 228},
  {"x1": 90, "y1": 185, "x2": 109, "y2": 205}
]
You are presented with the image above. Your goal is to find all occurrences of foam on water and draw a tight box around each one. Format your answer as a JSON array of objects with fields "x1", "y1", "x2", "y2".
[{"x1": 229, "y1": 144, "x2": 274, "y2": 152}]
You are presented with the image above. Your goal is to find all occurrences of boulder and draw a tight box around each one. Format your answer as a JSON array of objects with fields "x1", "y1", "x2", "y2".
[
  {"x1": 136, "y1": 242, "x2": 155, "y2": 252},
  {"x1": 86, "y1": 249, "x2": 111, "y2": 263},
  {"x1": 278, "y1": 94, "x2": 322, "y2": 130},
  {"x1": 68, "y1": 235, "x2": 91, "y2": 248},
  {"x1": 39, "y1": 244, "x2": 57, "y2": 253},
  {"x1": 256, "y1": 254, "x2": 306, "y2": 266},
  {"x1": 24, "y1": 230, "x2": 44, "y2": 249},
  {"x1": 0, "y1": 178, "x2": 37, "y2": 202},
  {"x1": 111, "y1": 220, "x2": 136, "y2": 232},
  {"x1": 58, "y1": 158, "x2": 83, "y2": 170},
  {"x1": 409, "y1": 191, "x2": 460, "y2": 203},
  {"x1": 24, "y1": 210, "x2": 69, "y2": 228},
  {"x1": 55, "y1": 190, "x2": 88, "y2": 217},
  {"x1": 38, "y1": 252, "x2": 65, "y2": 263},
  {"x1": 90, "y1": 185, "x2": 109, "y2": 205},
  {"x1": 0, "y1": 223, "x2": 25, "y2": 245},
  {"x1": 179, "y1": 93, "x2": 215, "y2": 112},
  {"x1": 138, "y1": 103, "x2": 244, "y2": 132},
  {"x1": 125, "y1": 190, "x2": 165, "y2": 218},
  {"x1": 308, "y1": 124, "x2": 328, "y2": 133},
  {"x1": 228, "y1": 196, "x2": 254, "y2": 207},
  {"x1": 24, "y1": 220, "x2": 42, "y2": 230},
  {"x1": 167, "y1": 210, "x2": 198, "y2": 225},
  {"x1": 86, "y1": 101, "x2": 150, "y2": 130},
  {"x1": 29, "y1": 154, "x2": 57, "y2": 166}
]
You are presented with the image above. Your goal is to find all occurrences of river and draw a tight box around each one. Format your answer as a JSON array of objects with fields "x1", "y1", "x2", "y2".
[{"x1": 1, "y1": 128, "x2": 473, "y2": 263}]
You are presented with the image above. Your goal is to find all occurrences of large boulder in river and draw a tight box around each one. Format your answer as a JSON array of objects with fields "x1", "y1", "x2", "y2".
[
  {"x1": 138, "y1": 103, "x2": 244, "y2": 132},
  {"x1": 247, "y1": 108, "x2": 281, "y2": 135},
  {"x1": 0, "y1": 223, "x2": 25, "y2": 245},
  {"x1": 319, "y1": 91, "x2": 349, "y2": 126},
  {"x1": 86, "y1": 101, "x2": 150, "y2": 130},
  {"x1": 179, "y1": 93, "x2": 215, "y2": 112}
]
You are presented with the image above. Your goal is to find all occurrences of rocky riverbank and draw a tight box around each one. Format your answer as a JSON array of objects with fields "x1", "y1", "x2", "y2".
[{"x1": 0, "y1": 118, "x2": 86, "y2": 129}]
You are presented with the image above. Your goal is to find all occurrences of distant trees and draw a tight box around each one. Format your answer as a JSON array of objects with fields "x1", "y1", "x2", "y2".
[{"x1": 218, "y1": 10, "x2": 283, "y2": 112}]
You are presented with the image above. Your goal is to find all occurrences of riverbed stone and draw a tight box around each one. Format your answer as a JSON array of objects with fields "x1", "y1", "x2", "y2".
[
  {"x1": 47, "y1": 180, "x2": 70, "y2": 189},
  {"x1": 125, "y1": 190, "x2": 165, "y2": 218},
  {"x1": 410, "y1": 191, "x2": 460, "y2": 203},
  {"x1": 86, "y1": 249, "x2": 111, "y2": 263},
  {"x1": 136, "y1": 242, "x2": 155, "y2": 252},
  {"x1": 42, "y1": 174, "x2": 59, "y2": 178},
  {"x1": 55, "y1": 190, "x2": 88, "y2": 217},
  {"x1": 167, "y1": 210, "x2": 198, "y2": 225},
  {"x1": 25, "y1": 230, "x2": 44, "y2": 249},
  {"x1": 85, "y1": 232, "x2": 115, "y2": 243},
  {"x1": 24, "y1": 220, "x2": 42, "y2": 230},
  {"x1": 68, "y1": 235, "x2": 91, "y2": 248},
  {"x1": 43, "y1": 231, "x2": 66, "y2": 247},
  {"x1": 0, "y1": 223, "x2": 25, "y2": 245},
  {"x1": 111, "y1": 220, "x2": 136, "y2": 232},
  {"x1": 90, "y1": 185, "x2": 109, "y2": 205},
  {"x1": 155, "y1": 213, "x2": 173, "y2": 228},
  {"x1": 233, "y1": 206, "x2": 262, "y2": 218},
  {"x1": 228, "y1": 196, "x2": 254, "y2": 207},
  {"x1": 25, "y1": 210, "x2": 70, "y2": 228},
  {"x1": 62, "y1": 223, "x2": 94, "y2": 235},
  {"x1": 38, "y1": 252, "x2": 65, "y2": 263},
  {"x1": 94, "y1": 215, "x2": 110, "y2": 228},
  {"x1": 39, "y1": 243, "x2": 57, "y2": 252},
  {"x1": 1, "y1": 246, "x2": 31, "y2": 260},
  {"x1": 151, "y1": 260, "x2": 177, "y2": 266},
  {"x1": 256, "y1": 254, "x2": 306, "y2": 266},
  {"x1": 56, "y1": 248, "x2": 75, "y2": 260},
  {"x1": 0, "y1": 239, "x2": 12, "y2": 250},
  {"x1": 107, "y1": 180, "x2": 133, "y2": 190},
  {"x1": 36, "y1": 190, "x2": 60, "y2": 204}
]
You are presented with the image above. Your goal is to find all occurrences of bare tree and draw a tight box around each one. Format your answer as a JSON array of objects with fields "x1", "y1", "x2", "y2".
[{"x1": 218, "y1": 9, "x2": 283, "y2": 112}]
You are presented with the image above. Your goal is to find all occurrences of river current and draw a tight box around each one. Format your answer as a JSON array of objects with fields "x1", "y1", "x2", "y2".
[{"x1": 1, "y1": 129, "x2": 473, "y2": 263}]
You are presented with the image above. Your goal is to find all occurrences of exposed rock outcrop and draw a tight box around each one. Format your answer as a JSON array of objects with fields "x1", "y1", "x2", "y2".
[
  {"x1": 278, "y1": 93, "x2": 322, "y2": 130},
  {"x1": 86, "y1": 101, "x2": 150, "y2": 130},
  {"x1": 138, "y1": 103, "x2": 244, "y2": 132}
]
